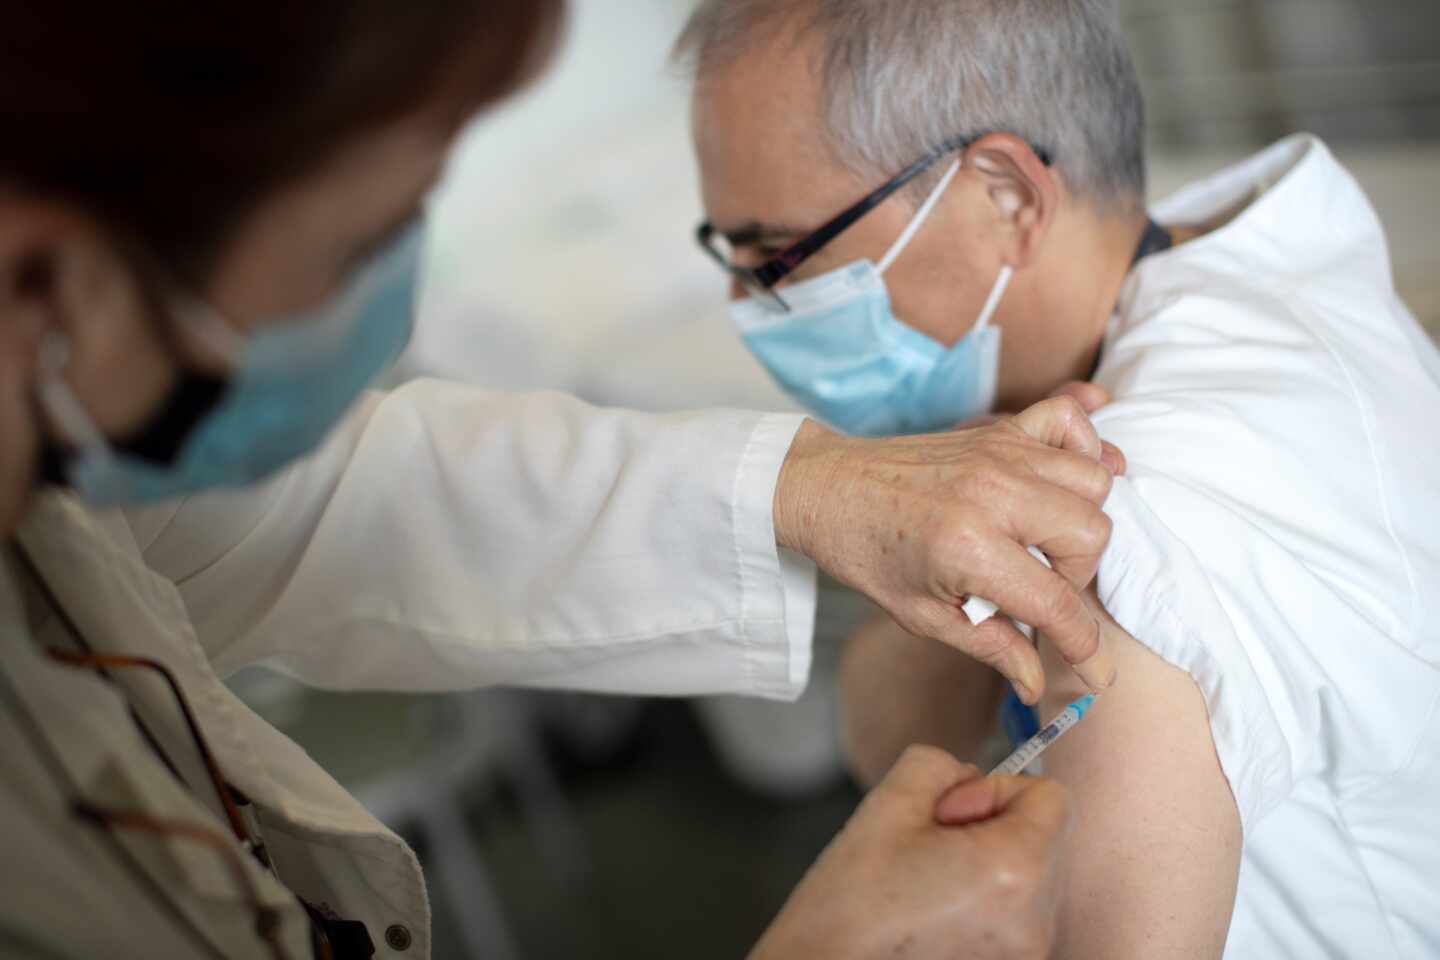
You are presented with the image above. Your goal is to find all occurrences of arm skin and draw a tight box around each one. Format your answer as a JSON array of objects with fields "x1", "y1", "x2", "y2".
[
  {"x1": 839, "y1": 590, "x2": 1241, "y2": 959},
  {"x1": 839, "y1": 612, "x2": 1008, "y2": 786},
  {"x1": 1033, "y1": 589, "x2": 1240, "y2": 959}
]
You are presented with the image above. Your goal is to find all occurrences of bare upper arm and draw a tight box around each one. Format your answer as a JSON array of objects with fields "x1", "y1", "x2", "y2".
[{"x1": 1036, "y1": 590, "x2": 1241, "y2": 959}]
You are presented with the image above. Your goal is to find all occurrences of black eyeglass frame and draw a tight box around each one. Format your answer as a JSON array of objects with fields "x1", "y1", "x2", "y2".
[{"x1": 697, "y1": 133, "x2": 1053, "y2": 310}]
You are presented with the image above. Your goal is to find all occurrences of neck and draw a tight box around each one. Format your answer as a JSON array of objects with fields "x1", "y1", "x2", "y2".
[{"x1": 993, "y1": 210, "x2": 1149, "y2": 412}]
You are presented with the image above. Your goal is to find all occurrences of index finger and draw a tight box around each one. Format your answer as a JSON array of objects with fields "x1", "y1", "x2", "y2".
[
  {"x1": 1012, "y1": 395, "x2": 1103, "y2": 462},
  {"x1": 963, "y1": 538, "x2": 1114, "y2": 695}
]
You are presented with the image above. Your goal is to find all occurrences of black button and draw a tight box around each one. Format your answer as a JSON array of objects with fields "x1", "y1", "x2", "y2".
[
  {"x1": 385, "y1": 925, "x2": 412, "y2": 952},
  {"x1": 302, "y1": 901, "x2": 375, "y2": 958}
]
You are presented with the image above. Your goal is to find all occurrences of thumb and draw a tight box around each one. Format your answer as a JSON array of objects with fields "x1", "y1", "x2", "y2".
[
  {"x1": 1047, "y1": 382, "x2": 1125, "y2": 476},
  {"x1": 1012, "y1": 395, "x2": 1102, "y2": 462},
  {"x1": 935, "y1": 774, "x2": 1073, "y2": 843}
]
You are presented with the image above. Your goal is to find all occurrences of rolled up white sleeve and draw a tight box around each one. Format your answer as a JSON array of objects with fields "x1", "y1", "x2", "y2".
[{"x1": 125, "y1": 381, "x2": 817, "y2": 700}]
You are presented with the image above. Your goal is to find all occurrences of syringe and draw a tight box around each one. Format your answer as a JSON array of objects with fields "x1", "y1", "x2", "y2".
[{"x1": 990, "y1": 693, "x2": 1096, "y2": 776}]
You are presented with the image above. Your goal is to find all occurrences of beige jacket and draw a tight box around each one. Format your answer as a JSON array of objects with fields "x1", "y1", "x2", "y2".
[{"x1": 0, "y1": 385, "x2": 815, "y2": 958}]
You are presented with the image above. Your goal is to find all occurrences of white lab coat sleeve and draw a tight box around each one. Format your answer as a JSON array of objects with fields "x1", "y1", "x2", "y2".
[{"x1": 123, "y1": 380, "x2": 817, "y2": 700}]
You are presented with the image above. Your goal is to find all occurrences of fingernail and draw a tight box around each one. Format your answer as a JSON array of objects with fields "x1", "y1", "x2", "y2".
[
  {"x1": 1011, "y1": 665, "x2": 1043, "y2": 706},
  {"x1": 1100, "y1": 441, "x2": 1126, "y2": 476},
  {"x1": 1073, "y1": 643, "x2": 1117, "y2": 693}
]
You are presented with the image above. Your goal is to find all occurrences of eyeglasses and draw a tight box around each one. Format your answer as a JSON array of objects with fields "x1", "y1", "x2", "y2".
[
  {"x1": 6, "y1": 529, "x2": 385, "y2": 960},
  {"x1": 47, "y1": 649, "x2": 364, "y2": 960},
  {"x1": 696, "y1": 134, "x2": 1053, "y2": 311},
  {"x1": 72, "y1": 802, "x2": 293, "y2": 958},
  {"x1": 47, "y1": 650, "x2": 307, "y2": 959}
]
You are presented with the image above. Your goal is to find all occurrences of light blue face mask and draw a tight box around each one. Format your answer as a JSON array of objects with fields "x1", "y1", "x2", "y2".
[
  {"x1": 37, "y1": 222, "x2": 425, "y2": 506},
  {"x1": 730, "y1": 160, "x2": 1013, "y2": 437}
]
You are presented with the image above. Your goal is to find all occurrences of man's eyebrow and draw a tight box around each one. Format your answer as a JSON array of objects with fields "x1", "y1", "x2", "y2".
[{"x1": 720, "y1": 221, "x2": 811, "y2": 246}]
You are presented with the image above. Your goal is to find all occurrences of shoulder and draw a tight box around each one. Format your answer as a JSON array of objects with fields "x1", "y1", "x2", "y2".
[
  {"x1": 1096, "y1": 281, "x2": 1357, "y2": 451},
  {"x1": 1089, "y1": 272, "x2": 1409, "y2": 645},
  {"x1": 1081, "y1": 274, "x2": 1435, "y2": 823},
  {"x1": 1091, "y1": 284, "x2": 1365, "y2": 567},
  {"x1": 1091, "y1": 253, "x2": 1427, "y2": 589}
]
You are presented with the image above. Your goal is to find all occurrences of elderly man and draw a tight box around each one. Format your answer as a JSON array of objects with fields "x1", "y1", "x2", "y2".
[{"x1": 678, "y1": 0, "x2": 1440, "y2": 957}]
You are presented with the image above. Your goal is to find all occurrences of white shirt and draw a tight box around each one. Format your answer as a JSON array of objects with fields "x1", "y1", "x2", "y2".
[
  {"x1": 0, "y1": 391, "x2": 815, "y2": 958},
  {"x1": 1092, "y1": 135, "x2": 1440, "y2": 958}
]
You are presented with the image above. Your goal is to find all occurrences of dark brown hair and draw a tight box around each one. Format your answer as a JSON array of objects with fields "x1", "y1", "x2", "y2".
[{"x1": 3, "y1": 1, "x2": 564, "y2": 281}]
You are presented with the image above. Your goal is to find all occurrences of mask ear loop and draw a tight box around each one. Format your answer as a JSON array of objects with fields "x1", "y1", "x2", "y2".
[
  {"x1": 878, "y1": 159, "x2": 963, "y2": 276},
  {"x1": 973, "y1": 264, "x2": 1014, "y2": 333},
  {"x1": 167, "y1": 290, "x2": 248, "y2": 366},
  {"x1": 872, "y1": 155, "x2": 1014, "y2": 334},
  {"x1": 35, "y1": 333, "x2": 116, "y2": 471}
]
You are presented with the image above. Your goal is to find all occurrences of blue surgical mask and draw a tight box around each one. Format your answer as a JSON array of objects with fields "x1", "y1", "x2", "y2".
[
  {"x1": 37, "y1": 222, "x2": 424, "y2": 506},
  {"x1": 730, "y1": 160, "x2": 1012, "y2": 437}
]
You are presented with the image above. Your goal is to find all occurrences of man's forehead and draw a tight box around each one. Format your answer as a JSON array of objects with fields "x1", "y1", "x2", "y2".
[{"x1": 692, "y1": 25, "x2": 864, "y2": 232}]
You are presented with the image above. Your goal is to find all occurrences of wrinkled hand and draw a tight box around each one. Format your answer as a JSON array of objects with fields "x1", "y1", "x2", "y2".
[
  {"x1": 774, "y1": 392, "x2": 1119, "y2": 703},
  {"x1": 950, "y1": 383, "x2": 1125, "y2": 483},
  {"x1": 751, "y1": 746, "x2": 1073, "y2": 960}
]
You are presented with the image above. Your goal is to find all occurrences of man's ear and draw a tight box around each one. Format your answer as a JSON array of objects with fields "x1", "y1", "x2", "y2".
[{"x1": 963, "y1": 133, "x2": 1058, "y2": 269}]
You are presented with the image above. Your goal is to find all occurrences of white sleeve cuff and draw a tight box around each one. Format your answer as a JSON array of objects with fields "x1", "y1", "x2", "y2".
[{"x1": 731, "y1": 413, "x2": 818, "y2": 701}]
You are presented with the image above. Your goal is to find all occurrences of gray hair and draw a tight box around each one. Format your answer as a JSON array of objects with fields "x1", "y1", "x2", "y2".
[{"x1": 676, "y1": 0, "x2": 1146, "y2": 213}]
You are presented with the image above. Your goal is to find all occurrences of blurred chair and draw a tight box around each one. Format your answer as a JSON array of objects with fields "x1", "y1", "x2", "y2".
[
  {"x1": 353, "y1": 690, "x2": 590, "y2": 960},
  {"x1": 694, "y1": 577, "x2": 873, "y2": 800}
]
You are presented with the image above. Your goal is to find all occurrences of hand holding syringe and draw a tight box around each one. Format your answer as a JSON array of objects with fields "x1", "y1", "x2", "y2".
[
  {"x1": 961, "y1": 545, "x2": 1053, "y2": 628},
  {"x1": 959, "y1": 545, "x2": 1101, "y2": 773}
]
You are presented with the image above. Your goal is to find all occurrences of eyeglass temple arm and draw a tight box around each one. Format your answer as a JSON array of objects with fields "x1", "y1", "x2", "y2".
[
  {"x1": 73, "y1": 803, "x2": 291, "y2": 960},
  {"x1": 47, "y1": 649, "x2": 251, "y2": 846},
  {"x1": 700, "y1": 133, "x2": 1051, "y2": 291},
  {"x1": 756, "y1": 144, "x2": 965, "y2": 287}
]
